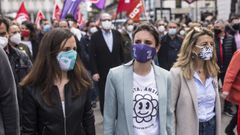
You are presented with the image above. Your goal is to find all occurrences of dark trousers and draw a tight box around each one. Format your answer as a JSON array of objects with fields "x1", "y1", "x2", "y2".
[
  {"x1": 199, "y1": 117, "x2": 216, "y2": 135},
  {"x1": 226, "y1": 106, "x2": 238, "y2": 133},
  {"x1": 98, "y1": 77, "x2": 107, "y2": 115},
  {"x1": 90, "y1": 81, "x2": 98, "y2": 102}
]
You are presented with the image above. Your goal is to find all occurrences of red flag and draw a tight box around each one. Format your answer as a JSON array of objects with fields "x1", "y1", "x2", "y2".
[
  {"x1": 15, "y1": 1, "x2": 29, "y2": 24},
  {"x1": 76, "y1": 9, "x2": 85, "y2": 26},
  {"x1": 184, "y1": 0, "x2": 196, "y2": 4},
  {"x1": 117, "y1": 0, "x2": 144, "y2": 21},
  {"x1": 35, "y1": 10, "x2": 46, "y2": 29},
  {"x1": 52, "y1": 2, "x2": 61, "y2": 21},
  {"x1": 127, "y1": 0, "x2": 144, "y2": 21},
  {"x1": 117, "y1": 0, "x2": 132, "y2": 13}
]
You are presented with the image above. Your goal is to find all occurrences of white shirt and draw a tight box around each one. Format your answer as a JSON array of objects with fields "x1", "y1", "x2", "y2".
[
  {"x1": 193, "y1": 72, "x2": 216, "y2": 122},
  {"x1": 70, "y1": 27, "x2": 82, "y2": 41},
  {"x1": 61, "y1": 101, "x2": 66, "y2": 118},
  {"x1": 21, "y1": 40, "x2": 32, "y2": 55},
  {"x1": 102, "y1": 29, "x2": 113, "y2": 52},
  {"x1": 133, "y1": 66, "x2": 160, "y2": 135}
]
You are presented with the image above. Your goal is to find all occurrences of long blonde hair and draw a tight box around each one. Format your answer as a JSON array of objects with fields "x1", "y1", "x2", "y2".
[{"x1": 173, "y1": 27, "x2": 219, "y2": 80}]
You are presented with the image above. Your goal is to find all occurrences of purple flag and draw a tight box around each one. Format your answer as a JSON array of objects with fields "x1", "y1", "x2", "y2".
[
  {"x1": 60, "y1": 0, "x2": 83, "y2": 19},
  {"x1": 95, "y1": 0, "x2": 106, "y2": 9}
]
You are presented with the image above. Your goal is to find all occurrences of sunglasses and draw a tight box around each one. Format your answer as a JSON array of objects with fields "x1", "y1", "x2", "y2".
[
  {"x1": 101, "y1": 19, "x2": 111, "y2": 22},
  {"x1": 12, "y1": 31, "x2": 20, "y2": 34}
]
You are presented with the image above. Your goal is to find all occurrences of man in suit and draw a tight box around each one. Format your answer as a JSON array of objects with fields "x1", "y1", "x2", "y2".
[
  {"x1": 158, "y1": 22, "x2": 183, "y2": 70},
  {"x1": 89, "y1": 13, "x2": 124, "y2": 114}
]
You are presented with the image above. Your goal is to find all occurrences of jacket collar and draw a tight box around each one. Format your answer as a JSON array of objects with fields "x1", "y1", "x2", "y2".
[{"x1": 185, "y1": 75, "x2": 218, "y2": 118}]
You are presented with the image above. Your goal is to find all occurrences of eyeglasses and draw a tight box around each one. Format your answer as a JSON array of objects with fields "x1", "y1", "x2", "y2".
[
  {"x1": 188, "y1": 26, "x2": 213, "y2": 39},
  {"x1": 101, "y1": 19, "x2": 111, "y2": 22},
  {"x1": 12, "y1": 31, "x2": 20, "y2": 34}
]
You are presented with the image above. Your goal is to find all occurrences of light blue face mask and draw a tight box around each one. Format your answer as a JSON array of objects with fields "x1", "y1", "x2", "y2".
[
  {"x1": 43, "y1": 24, "x2": 51, "y2": 33},
  {"x1": 57, "y1": 50, "x2": 77, "y2": 71}
]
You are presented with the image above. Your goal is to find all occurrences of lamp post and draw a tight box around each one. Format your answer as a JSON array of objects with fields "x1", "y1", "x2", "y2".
[{"x1": 0, "y1": 0, "x2": 2, "y2": 15}]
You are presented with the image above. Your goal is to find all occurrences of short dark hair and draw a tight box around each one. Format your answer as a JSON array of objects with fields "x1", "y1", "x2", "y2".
[
  {"x1": 40, "y1": 18, "x2": 48, "y2": 25},
  {"x1": 132, "y1": 23, "x2": 160, "y2": 47},
  {"x1": 230, "y1": 14, "x2": 240, "y2": 23},
  {"x1": 65, "y1": 14, "x2": 75, "y2": 21},
  {"x1": 0, "y1": 17, "x2": 10, "y2": 32}
]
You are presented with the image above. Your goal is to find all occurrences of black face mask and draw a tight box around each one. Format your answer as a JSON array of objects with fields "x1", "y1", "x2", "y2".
[
  {"x1": 232, "y1": 23, "x2": 240, "y2": 30},
  {"x1": 214, "y1": 29, "x2": 222, "y2": 35}
]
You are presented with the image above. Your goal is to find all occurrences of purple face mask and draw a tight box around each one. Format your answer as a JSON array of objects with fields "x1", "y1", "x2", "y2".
[{"x1": 132, "y1": 44, "x2": 157, "y2": 63}]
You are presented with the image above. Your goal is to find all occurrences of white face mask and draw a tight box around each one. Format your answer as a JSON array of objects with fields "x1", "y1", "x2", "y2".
[
  {"x1": 127, "y1": 25, "x2": 134, "y2": 32},
  {"x1": 101, "y1": 20, "x2": 112, "y2": 30},
  {"x1": 198, "y1": 45, "x2": 213, "y2": 60},
  {"x1": 10, "y1": 33, "x2": 21, "y2": 45},
  {"x1": 158, "y1": 26, "x2": 165, "y2": 32},
  {"x1": 68, "y1": 21, "x2": 73, "y2": 28},
  {"x1": 0, "y1": 36, "x2": 8, "y2": 49},
  {"x1": 180, "y1": 30, "x2": 185, "y2": 36},
  {"x1": 90, "y1": 27, "x2": 98, "y2": 34},
  {"x1": 168, "y1": 28, "x2": 177, "y2": 35}
]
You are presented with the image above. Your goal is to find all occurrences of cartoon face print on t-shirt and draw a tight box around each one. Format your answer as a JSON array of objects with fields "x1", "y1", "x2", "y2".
[{"x1": 133, "y1": 94, "x2": 158, "y2": 123}]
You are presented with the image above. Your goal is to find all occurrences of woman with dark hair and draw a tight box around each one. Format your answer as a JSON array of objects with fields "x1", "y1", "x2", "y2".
[
  {"x1": 171, "y1": 27, "x2": 221, "y2": 135},
  {"x1": 21, "y1": 21, "x2": 39, "y2": 61},
  {"x1": 104, "y1": 23, "x2": 173, "y2": 135},
  {"x1": 20, "y1": 29, "x2": 95, "y2": 135}
]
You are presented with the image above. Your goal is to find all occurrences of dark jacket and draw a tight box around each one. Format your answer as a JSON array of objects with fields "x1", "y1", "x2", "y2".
[
  {"x1": 215, "y1": 35, "x2": 236, "y2": 74},
  {"x1": 16, "y1": 43, "x2": 32, "y2": 60},
  {"x1": 0, "y1": 47, "x2": 20, "y2": 135},
  {"x1": 6, "y1": 46, "x2": 32, "y2": 109},
  {"x1": 121, "y1": 31, "x2": 132, "y2": 63},
  {"x1": 7, "y1": 46, "x2": 32, "y2": 85},
  {"x1": 21, "y1": 84, "x2": 95, "y2": 135},
  {"x1": 78, "y1": 35, "x2": 91, "y2": 71},
  {"x1": 158, "y1": 34, "x2": 183, "y2": 70},
  {"x1": 89, "y1": 29, "x2": 124, "y2": 79}
]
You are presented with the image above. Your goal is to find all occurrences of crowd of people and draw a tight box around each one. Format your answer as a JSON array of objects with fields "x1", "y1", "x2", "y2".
[{"x1": 0, "y1": 12, "x2": 240, "y2": 135}]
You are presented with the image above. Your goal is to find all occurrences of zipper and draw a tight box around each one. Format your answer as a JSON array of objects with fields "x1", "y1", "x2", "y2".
[
  {"x1": 55, "y1": 87, "x2": 67, "y2": 135},
  {"x1": 42, "y1": 126, "x2": 46, "y2": 135}
]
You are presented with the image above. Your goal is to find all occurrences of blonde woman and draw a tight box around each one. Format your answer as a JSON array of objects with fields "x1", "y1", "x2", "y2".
[{"x1": 170, "y1": 27, "x2": 221, "y2": 135}]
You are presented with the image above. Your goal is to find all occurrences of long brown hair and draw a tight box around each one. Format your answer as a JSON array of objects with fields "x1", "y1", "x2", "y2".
[
  {"x1": 20, "y1": 28, "x2": 91, "y2": 105},
  {"x1": 173, "y1": 27, "x2": 219, "y2": 79}
]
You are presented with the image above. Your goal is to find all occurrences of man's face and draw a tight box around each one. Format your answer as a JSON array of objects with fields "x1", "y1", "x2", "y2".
[
  {"x1": 0, "y1": 23, "x2": 8, "y2": 39},
  {"x1": 168, "y1": 23, "x2": 177, "y2": 30},
  {"x1": 231, "y1": 18, "x2": 240, "y2": 25},
  {"x1": 53, "y1": 20, "x2": 59, "y2": 28},
  {"x1": 9, "y1": 25, "x2": 20, "y2": 37},
  {"x1": 214, "y1": 23, "x2": 224, "y2": 31},
  {"x1": 59, "y1": 21, "x2": 69, "y2": 30}
]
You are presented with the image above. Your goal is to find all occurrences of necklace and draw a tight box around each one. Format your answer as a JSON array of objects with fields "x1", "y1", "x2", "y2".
[{"x1": 197, "y1": 69, "x2": 204, "y2": 74}]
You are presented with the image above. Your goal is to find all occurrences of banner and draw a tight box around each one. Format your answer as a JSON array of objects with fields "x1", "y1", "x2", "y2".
[
  {"x1": 35, "y1": 10, "x2": 46, "y2": 29},
  {"x1": 15, "y1": 1, "x2": 29, "y2": 24},
  {"x1": 52, "y1": 2, "x2": 61, "y2": 20},
  {"x1": 117, "y1": 0, "x2": 144, "y2": 21},
  {"x1": 60, "y1": 0, "x2": 83, "y2": 19}
]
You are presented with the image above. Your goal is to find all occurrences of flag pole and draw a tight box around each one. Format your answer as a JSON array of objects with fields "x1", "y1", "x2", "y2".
[{"x1": 141, "y1": 0, "x2": 149, "y2": 22}]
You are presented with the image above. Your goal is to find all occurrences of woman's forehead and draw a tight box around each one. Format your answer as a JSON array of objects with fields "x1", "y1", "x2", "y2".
[
  {"x1": 196, "y1": 35, "x2": 213, "y2": 43},
  {"x1": 134, "y1": 30, "x2": 154, "y2": 39}
]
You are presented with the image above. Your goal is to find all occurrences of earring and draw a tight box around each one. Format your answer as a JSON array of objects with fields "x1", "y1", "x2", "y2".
[{"x1": 191, "y1": 52, "x2": 197, "y2": 59}]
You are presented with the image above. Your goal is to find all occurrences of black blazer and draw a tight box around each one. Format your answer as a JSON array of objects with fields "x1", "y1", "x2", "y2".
[
  {"x1": 0, "y1": 47, "x2": 20, "y2": 135},
  {"x1": 158, "y1": 34, "x2": 183, "y2": 71},
  {"x1": 89, "y1": 29, "x2": 124, "y2": 79},
  {"x1": 21, "y1": 84, "x2": 95, "y2": 135}
]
